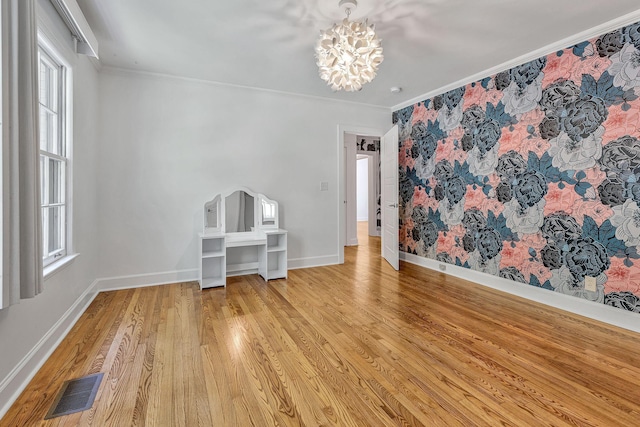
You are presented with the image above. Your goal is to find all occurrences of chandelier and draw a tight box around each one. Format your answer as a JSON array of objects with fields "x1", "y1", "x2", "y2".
[{"x1": 315, "y1": 0, "x2": 384, "y2": 92}]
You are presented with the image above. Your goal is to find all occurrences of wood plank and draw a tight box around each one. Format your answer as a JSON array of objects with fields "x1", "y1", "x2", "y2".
[{"x1": 2, "y1": 222, "x2": 640, "y2": 426}]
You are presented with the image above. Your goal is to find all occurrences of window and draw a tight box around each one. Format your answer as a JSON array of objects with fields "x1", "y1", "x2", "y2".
[{"x1": 38, "y1": 45, "x2": 68, "y2": 267}]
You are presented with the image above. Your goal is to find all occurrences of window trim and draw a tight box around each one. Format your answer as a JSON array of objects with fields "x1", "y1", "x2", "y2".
[
  {"x1": 39, "y1": 46, "x2": 67, "y2": 266},
  {"x1": 37, "y1": 31, "x2": 75, "y2": 274}
]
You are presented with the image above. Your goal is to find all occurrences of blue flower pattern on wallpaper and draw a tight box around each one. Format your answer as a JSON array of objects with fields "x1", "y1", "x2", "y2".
[{"x1": 393, "y1": 21, "x2": 640, "y2": 314}]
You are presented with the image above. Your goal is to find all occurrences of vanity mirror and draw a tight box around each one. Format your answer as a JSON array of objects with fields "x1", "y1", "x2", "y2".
[
  {"x1": 203, "y1": 187, "x2": 279, "y2": 234},
  {"x1": 204, "y1": 195, "x2": 221, "y2": 232},
  {"x1": 200, "y1": 188, "x2": 286, "y2": 288},
  {"x1": 261, "y1": 198, "x2": 277, "y2": 227},
  {"x1": 225, "y1": 190, "x2": 255, "y2": 233}
]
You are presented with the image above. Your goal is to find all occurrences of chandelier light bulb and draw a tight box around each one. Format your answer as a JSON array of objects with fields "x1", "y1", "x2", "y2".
[{"x1": 315, "y1": 1, "x2": 384, "y2": 92}]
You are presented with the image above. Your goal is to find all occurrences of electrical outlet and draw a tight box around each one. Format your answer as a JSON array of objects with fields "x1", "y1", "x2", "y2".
[
  {"x1": 584, "y1": 276, "x2": 597, "y2": 292},
  {"x1": 320, "y1": 181, "x2": 329, "y2": 191},
  {"x1": 439, "y1": 263, "x2": 446, "y2": 272}
]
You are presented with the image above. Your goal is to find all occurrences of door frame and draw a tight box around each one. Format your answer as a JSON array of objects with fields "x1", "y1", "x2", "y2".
[{"x1": 337, "y1": 124, "x2": 386, "y2": 264}]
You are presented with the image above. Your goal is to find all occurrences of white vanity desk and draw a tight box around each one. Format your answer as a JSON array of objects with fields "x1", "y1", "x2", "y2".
[{"x1": 198, "y1": 188, "x2": 287, "y2": 288}]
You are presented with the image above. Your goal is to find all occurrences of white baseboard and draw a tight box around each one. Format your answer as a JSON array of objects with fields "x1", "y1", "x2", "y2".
[
  {"x1": 0, "y1": 279, "x2": 100, "y2": 420},
  {"x1": 288, "y1": 255, "x2": 340, "y2": 270},
  {"x1": 95, "y1": 260, "x2": 344, "y2": 284},
  {"x1": 0, "y1": 260, "x2": 337, "y2": 418},
  {"x1": 0, "y1": 269, "x2": 200, "y2": 419},
  {"x1": 400, "y1": 252, "x2": 640, "y2": 333},
  {"x1": 95, "y1": 269, "x2": 199, "y2": 292},
  {"x1": 3, "y1": 254, "x2": 637, "y2": 421}
]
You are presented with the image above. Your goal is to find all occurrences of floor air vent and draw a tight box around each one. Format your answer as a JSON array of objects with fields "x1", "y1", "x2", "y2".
[{"x1": 45, "y1": 372, "x2": 104, "y2": 419}]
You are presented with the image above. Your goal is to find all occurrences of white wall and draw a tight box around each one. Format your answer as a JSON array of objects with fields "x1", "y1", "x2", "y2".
[
  {"x1": 356, "y1": 157, "x2": 369, "y2": 221},
  {"x1": 0, "y1": 0, "x2": 99, "y2": 412},
  {"x1": 96, "y1": 70, "x2": 389, "y2": 279}
]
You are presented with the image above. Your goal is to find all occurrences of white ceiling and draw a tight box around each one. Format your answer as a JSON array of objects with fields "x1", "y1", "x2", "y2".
[{"x1": 76, "y1": 0, "x2": 640, "y2": 109}]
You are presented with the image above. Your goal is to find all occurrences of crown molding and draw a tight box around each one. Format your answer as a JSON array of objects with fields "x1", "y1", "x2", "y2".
[
  {"x1": 99, "y1": 66, "x2": 390, "y2": 111},
  {"x1": 392, "y1": 9, "x2": 640, "y2": 111}
]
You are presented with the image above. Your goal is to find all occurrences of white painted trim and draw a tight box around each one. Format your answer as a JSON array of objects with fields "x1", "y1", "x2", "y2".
[
  {"x1": 0, "y1": 268, "x2": 197, "y2": 418},
  {"x1": 93, "y1": 258, "x2": 347, "y2": 292},
  {"x1": 0, "y1": 279, "x2": 100, "y2": 420},
  {"x1": 400, "y1": 252, "x2": 640, "y2": 334},
  {"x1": 288, "y1": 255, "x2": 340, "y2": 270},
  {"x1": 0, "y1": 259, "x2": 346, "y2": 418},
  {"x1": 4, "y1": 249, "x2": 637, "y2": 421},
  {"x1": 38, "y1": 14, "x2": 76, "y2": 280},
  {"x1": 95, "y1": 269, "x2": 199, "y2": 292},
  {"x1": 100, "y1": 66, "x2": 390, "y2": 111},
  {"x1": 43, "y1": 253, "x2": 79, "y2": 280},
  {"x1": 392, "y1": 9, "x2": 640, "y2": 111},
  {"x1": 344, "y1": 133, "x2": 358, "y2": 248}
]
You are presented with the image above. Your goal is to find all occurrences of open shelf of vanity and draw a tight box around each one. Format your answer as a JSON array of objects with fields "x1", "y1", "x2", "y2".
[
  {"x1": 198, "y1": 188, "x2": 287, "y2": 288},
  {"x1": 261, "y1": 230, "x2": 288, "y2": 281},
  {"x1": 199, "y1": 234, "x2": 226, "y2": 288}
]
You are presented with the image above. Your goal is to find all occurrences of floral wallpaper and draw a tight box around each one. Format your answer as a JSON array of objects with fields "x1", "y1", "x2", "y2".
[{"x1": 393, "y1": 21, "x2": 640, "y2": 314}]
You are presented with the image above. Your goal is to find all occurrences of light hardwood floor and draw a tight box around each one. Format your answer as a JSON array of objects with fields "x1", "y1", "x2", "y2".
[{"x1": 3, "y1": 222, "x2": 640, "y2": 426}]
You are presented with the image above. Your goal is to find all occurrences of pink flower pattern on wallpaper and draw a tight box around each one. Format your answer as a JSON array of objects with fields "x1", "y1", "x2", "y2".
[
  {"x1": 436, "y1": 226, "x2": 468, "y2": 264},
  {"x1": 570, "y1": 51, "x2": 611, "y2": 83},
  {"x1": 412, "y1": 186, "x2": 439, "y2": 211},
  {"x1": 543, "y1": 183, "x2": 583, "y2": 218},
  {"x1": 499, "y1": 109, "x2": 548, "y2": 157},
  {"x1": 464, "y1": 84, "x2": 504, "y2": 108},
  {"x1": 572, "y1": 199, "x2": 613, "y2": 226},
  {"x1": 411, "y1": 102, "x2": 439, "y2": 126},
  {"x1": 541, "y1": 50, "x2": 577, "y2": 87},
  {"x1": 605, "y1": 257, "x2": 640, "y2": 294},
  {"x1": 602, "y1": 101, "x2": 640, "y2": 141},
  {"x1": 438, "y1": 127, "x2": 468, "y2": 164},
  {"x1": 500, "y1": 240, "x2": 553, "y2": 284},
  {"x1": 399, "y1": 139, "x2": 416, "y2": 170},
  {"x1": 393, "y1": 22, "x2": 640, "y2": 314}
]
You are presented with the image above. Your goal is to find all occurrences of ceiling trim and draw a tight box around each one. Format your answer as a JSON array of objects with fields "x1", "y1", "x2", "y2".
[
  {"x1": 392, "y1": 8, "x2": 640, "y2": 111},
  {"x1": 99, "y1": 66, "x2": 391, "y2": 111}
]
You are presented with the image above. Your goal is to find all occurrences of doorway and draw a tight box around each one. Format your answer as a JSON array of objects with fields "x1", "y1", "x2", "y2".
[
  {"x1": 345, "y1": 134, "x2": 381, "y2": 247},
  {"x1": 337, "y1": 125, "x2": 384, "y2": 264},
  {"x1": 357, "y1": 147, "x2": 381, "y2": 239}
]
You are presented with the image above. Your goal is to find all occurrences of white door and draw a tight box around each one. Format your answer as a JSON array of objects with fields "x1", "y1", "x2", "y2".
[{"x1": 381, "y1": 125, "x2": 399, "y2": 270}]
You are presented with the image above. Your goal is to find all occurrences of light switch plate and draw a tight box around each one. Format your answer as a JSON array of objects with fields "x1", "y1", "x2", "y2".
[
  {"x1": 320, "y1": 181, "x2": 329, "y2": 191},
  {"x1": 584, "y1": 276, "x2": 597, "y2": 292}
]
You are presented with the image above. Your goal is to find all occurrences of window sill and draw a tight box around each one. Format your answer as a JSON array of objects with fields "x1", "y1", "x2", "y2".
[{"x1": 44, "y1": 253, "x2": 80, "y2": 280}]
